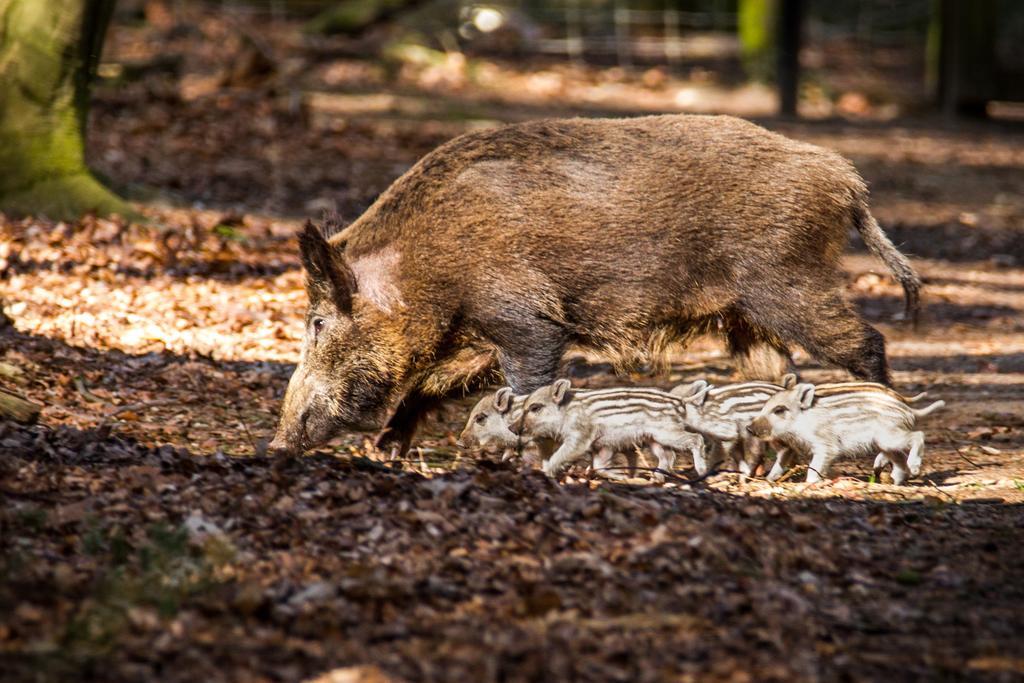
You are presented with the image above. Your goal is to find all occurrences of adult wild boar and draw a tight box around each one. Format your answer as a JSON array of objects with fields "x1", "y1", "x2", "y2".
[{"x1": 270, "y1": 114, "x2": 920, "y2": 456}]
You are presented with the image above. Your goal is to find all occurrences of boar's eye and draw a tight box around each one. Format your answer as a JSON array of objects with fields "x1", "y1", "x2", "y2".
[
  {"x1": 475, "y1": 413, "x2": 488, "y2": 425},
  {"x1": 773, "y1": 406, "x2": 789, "y2": 416},
  {"x1": 312, "y1": 317, "x2": 327, "y2": 339},
  {"x1": 528, "y1": 403, "x2": 543, "y2": 413}
]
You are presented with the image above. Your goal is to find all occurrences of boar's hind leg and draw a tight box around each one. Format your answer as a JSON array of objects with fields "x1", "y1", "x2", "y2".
[{"x1": 747, "y1": 291, "x2": 891, "y2": 385}]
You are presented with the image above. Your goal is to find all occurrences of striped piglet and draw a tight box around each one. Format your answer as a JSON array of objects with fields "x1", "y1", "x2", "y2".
[
  {"x1": 513, "y1": 379, "x2": 704, "y2": 482},
  {"x1": 748, "y1": 382, "x2": 944, "y2": 484},
  {"x1": 459, "y1": 388, "x2": 554, "y2": 464},
  {"x1": 671, "y1": 375, "x2": 797, "y2": 476}
]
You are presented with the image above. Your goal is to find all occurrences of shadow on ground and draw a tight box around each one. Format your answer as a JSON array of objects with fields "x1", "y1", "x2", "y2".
[{"x1": 2, "y1": 425, "x2": 1023, "y2": 683}]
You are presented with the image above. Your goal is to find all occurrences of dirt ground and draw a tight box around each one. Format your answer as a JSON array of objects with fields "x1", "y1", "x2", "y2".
[{"x1": 2, "y1": 8, "x2": 1024, "y2": 683}]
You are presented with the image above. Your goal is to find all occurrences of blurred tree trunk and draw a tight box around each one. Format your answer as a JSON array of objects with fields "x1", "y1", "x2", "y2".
[
  {"x1": 738, "y1": 0, "x2": 775, "y2": 81},
  {"x1": 739, "y1": 0, "x2": 802, "y2": 117},
  {"x1": 0, "y1": 0, "x2": 133, "y2": 219},
  {"x1": 933, "y1": 0, "x2": 998, "y2": 117},
  {"x1": 305, "y1": 0, "x2": 425, "y2": 36},
  {"x1": 776, "y1": 0, "x2": 802, "y2": 117}
]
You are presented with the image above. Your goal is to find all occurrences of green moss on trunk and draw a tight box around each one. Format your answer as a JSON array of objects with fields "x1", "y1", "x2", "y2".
[
  {"x1": 304, "y1": 0, "x2": 421, "y2": 36},
  {"x1": 738, "y1": 0, "x2": 777, "y2": 82},
  {"x1": 0, "y1": 0, "x2": 135, "y2": 220}
]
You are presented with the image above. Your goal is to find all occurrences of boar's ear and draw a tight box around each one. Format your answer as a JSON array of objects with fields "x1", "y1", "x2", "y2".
[
  {"x1": 552, "y1": 379, "x2": 572, "y2": 405},
  {"x1": 494, "y1": 387, "x2": 514, "y2": 414},
  {"x1": 319, "y1": 211, "x2": 347, "y2": 240},
  {"x1": 299, "y1": 220, "x2": 357, "y2": 312},
  {"x1": 781, "y1": 373, "x2": 798, "y2": 389},
  {"x1": 795, "y1": 383, "x2": 816, "y2": 409}
]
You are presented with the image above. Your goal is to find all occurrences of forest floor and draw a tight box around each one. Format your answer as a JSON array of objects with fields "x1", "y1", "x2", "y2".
[{"x1": 2, "y1": 8, "x2": 1024, "y2": 683}]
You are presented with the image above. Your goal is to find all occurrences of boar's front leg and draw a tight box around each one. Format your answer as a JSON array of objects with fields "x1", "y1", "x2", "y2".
[
  {"x1": 493, "y1": 318, "x2": 568, "y2": 394},
  {"x1": 725, "y1": 319, "x2": 794, "y2": 382},
  {"x1": 374, "y1": 389, "x2": 443, "y2": 459}
]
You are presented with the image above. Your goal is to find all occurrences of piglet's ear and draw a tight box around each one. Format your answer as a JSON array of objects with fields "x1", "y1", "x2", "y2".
[
  {"x1": 796, "y1": 383, "x2": 816, "y2": 408},
  {"x1": 674, "y1": 379, "x2": 708, "y2": 403},
  {"x1": 494, "y1": 387, "x2": 514, "y2": 414},
  {"x1": 781, "y1": 373, "x2": 798, "y2": 389},
  {"x1": 687, "y1": 385, "x2": 712, "y2": 406},
  {"x1": 299, "y1": 220, "x2": 357, "y2": 313},
  {"x1": 552, "y1": 379, "x2": 572, "y2": 405}
]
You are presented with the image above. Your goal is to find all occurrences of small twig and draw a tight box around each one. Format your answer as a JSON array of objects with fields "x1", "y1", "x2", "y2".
[
  {"x1": 590, "y1": 465, "x2": 722, "y2": 487},
  {"x1": 109, "y1": 398, "x2": 179, "y2": 417},
  {"x1": 923, "y1": 476, "x2": 957, "y2": 503},
  {"x1": 774, "y1": 466, "x2": 799, "y2": 483},
  {"x1": 955, "y1": 447, "x2": 981, "y2": 469},
  {"x1": 74, "y1": 376, "x2": 111, "y2": 404}
]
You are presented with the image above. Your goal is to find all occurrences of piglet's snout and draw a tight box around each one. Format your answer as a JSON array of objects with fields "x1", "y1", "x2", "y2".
[{"x1": 747, "y1": 418, "x2": 771, "y2": 438}]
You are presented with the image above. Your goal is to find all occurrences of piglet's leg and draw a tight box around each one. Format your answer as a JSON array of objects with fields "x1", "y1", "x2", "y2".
[
  {"x1": 626, "y1": 448, "x2": 640, "y2": 478},
  {"x1": 695, "y1": 440, "x2": 724, "y2": 476},
  {"x1": 543, "y1": 433, "x2": 592, "y2": 479},
  {"x1": 592, "y1": 446, "x2": 626, "y2": 480},
  {"x1": 687, "y1": 435, "x2": 706, "y2": 474},
  {"x1": 886, "y1": 450, "x2": 911, "y2": 486},
  {"x1": 766, "y1": 446, "x2": 795, "y2": 482},
  {"x1": 906, "y1": 431, "x2": 925, "y2": 477},
  {"x1": 737, "y1": 436, "x2": 764, "y2": 477},
  {"x1": 805, "y1": 447, "x2": 836, "y2": 483},
  {"x1": 648, "y1": 442, "x2": 676, "y2": 484},
  {"x1": 872, "y1": 453, "x2": 889, "y2": 480}
]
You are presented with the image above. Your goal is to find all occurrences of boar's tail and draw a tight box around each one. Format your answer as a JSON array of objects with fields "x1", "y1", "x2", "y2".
[
  {"x1": 851, "y1": 201, "x2": 922, "y2": 327},
  {"x1": 912, "y1": 400, "x2": 945, "y2": 418}
]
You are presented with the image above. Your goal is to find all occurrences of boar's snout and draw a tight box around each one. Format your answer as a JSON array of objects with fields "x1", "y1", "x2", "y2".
[
  {"x1": 273, "y1": 366, "x2": 340, "y2": 453},
  {"x1": 271, "y1": 404, "x2": 317, "y2": 455},
  {"x1": 268, "y1": 431, "x2": 301, "y2": 456},
  {"x1": 747, "y1": 418, "x2": 772, "y2": 438}
]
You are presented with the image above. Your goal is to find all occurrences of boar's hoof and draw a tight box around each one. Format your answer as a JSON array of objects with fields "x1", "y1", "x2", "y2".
[{"x1": 374, "y1": 429, "x2": 412, "y2": 460}]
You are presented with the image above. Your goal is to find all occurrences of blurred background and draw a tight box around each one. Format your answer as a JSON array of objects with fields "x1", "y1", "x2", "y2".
[
  {"x1": 3, "y1": 6, "x2": 1024, "y2": 679},
  {"x1": 2, "y1": 0, "x2": 1023, "y2": 409},
  {"x1": 2, "y1": 0, "x2": 1023, "y2": 380},
  {"x1": 4, "y1": 0, "x2": 1024, "y2": 222}
]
